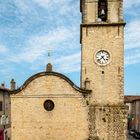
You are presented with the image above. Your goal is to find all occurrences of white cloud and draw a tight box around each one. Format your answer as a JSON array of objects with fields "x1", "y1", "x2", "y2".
[
  {"x1": 32, "y1": 0, "x2": 74, "y2": 9},
  {"x1": 124, "y1": 20, "x2": 140, "y2": 66},
  {"x1": 125, "y1": 50, "x2": 140, "y2": 66},
  {"x1": 28, "y1": 51, "x2": 81, "y2": 74},
  {"x1": 125, "y1": 20, "x2": 140, "y2": 50},
  {"x1": 13, "y1": 0, "x2": 29, "y2": 12},
  {"x1": 124, "y1": 0, "x2": 140, "y2": 9},
  {"x1": 54, "y1": 52, "x2": 80, "y2": 64},
  {"x1": 32, "y1": 0, "x2": 51, "y2": 8},
  {"x1": 0, "y1": 44, "x2": 8, "y2": 53},
  {"x1": 13, "y1": 0, "x2": 79, "y2": 20},
  {"x1": 54, "y1": 52, "x2": 81, "y2": 73},
  {"x1": 124, "y1": 0, "x2": 140, "y2": 17},
  {"x1": 123, "y1": 0, "x2": 140, "y2": 66},
  {"x1": 10, "y1": 26, "x2": 78, "y2": 63},
  {"x1": 3, "y1": 0, "x2": 80, "y2": 75}
]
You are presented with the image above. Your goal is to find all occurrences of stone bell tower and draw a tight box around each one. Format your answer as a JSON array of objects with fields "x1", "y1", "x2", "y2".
[
  {"x1": 80, "y1": 0, "x2": 125, "y2": 105},
  {"x1": 80, "y1": 0, "x2": 128, "y2": 139}
]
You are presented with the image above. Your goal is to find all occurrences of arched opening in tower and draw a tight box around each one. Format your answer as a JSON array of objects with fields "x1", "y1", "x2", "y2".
[{"x1": 98, "y1": 0, "x2": 108, "y2": 22}]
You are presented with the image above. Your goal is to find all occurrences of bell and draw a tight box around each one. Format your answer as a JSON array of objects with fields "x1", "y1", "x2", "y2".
[
  {"x1": 101, "y1": 9, "x2": 105, "y2": 15},
  {"x1": 99, "y1": 9, "x2": 106, "y2": 19},
  {"x1": 99, "y1": 9, "x2": 106, "y2": 20}
]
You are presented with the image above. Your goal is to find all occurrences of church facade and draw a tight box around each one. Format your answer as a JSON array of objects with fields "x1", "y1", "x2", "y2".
[{"x1": 10, "y1": 0, "x2": 128, "y2": 140}]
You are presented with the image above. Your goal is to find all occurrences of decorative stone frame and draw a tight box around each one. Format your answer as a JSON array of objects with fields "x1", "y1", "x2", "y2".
[{"x1": 94, "y1": 49, "x2": 112, "y2": 66}]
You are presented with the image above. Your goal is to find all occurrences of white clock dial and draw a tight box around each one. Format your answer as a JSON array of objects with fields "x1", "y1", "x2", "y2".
[{"x1": 96, "y1": 50, "x2": 110, "y2": 65}]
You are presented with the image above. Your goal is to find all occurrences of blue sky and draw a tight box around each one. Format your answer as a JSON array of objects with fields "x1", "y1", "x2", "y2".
[{"x1": 0, "y1": 0, "x2": 140, "y2": 95}]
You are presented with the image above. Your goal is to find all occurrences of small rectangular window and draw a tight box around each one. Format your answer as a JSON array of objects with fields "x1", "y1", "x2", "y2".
[{"x1": 0, "y1": 101, "x2": 3, "y2": 111}]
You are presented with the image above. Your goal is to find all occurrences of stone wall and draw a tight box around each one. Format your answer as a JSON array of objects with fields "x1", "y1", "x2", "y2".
[
  {"x1": 11, "y1": 75, "x2": 90, "y2": 140},
  {"x1": 88, "y1": 105, "x2": 128, "y2": 140},
  {"x1": 81, "y1": 25, "x2": 124, "y2": 104},
  {"x1": 10, "y1": 73, "x2": 128, "y2": 140},
  {"x1": 81, "y1": 0, "x2": 123, "y2": 23}
]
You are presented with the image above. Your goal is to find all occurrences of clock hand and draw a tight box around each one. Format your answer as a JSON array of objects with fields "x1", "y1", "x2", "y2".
[{"x1": 101, "y1": 56, "x2": 105, "y2": 61}]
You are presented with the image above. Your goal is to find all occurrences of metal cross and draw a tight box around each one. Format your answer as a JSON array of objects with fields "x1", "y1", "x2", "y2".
[{"x1": 47, "y1": 49, "x2": 51, "y2": 63}]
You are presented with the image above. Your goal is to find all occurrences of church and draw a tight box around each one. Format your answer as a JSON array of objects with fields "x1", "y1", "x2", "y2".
[{"x1": 10, "y1": 0, "x2": 128, "y2": 140}]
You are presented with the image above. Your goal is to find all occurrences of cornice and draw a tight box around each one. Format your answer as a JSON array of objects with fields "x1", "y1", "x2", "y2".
[{"x1": 10, "y1": 71, "x2": 91, "y2": 96}]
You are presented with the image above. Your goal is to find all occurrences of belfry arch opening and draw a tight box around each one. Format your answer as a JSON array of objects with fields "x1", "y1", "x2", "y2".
[{"x1": 98, "y1": 0, "x2": 108, "y2": 22}]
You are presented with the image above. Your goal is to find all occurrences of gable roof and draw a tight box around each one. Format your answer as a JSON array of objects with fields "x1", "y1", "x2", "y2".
[
  {"x1": 124, "y1": 95, "x2": 140, "y2": 103},
  {"x1": 0, "y1": 87, "x2": 10, "y2": 95},
  {"x1": 10, "y1": 71, "x2": 91, "y2": 96}
]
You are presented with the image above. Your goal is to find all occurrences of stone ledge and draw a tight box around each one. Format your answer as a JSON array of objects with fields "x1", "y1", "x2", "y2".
[{"x1": 81, "y1": 22, "x2": 126, "y2": 27}]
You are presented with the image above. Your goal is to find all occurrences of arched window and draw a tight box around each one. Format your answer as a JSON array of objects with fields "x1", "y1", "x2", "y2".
[{"x1": 98, "y1": 0, "x2": 107, "y2": 22}]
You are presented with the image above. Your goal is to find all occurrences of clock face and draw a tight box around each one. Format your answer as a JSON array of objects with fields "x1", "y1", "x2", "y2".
[{"x1": 95, "y1": 50, "x2": 110, "y2": 65}]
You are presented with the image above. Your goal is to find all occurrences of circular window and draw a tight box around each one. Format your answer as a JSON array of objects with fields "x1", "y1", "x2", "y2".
[{"x1": 44, "y1": 100, "x2": 55, "y2": 111}]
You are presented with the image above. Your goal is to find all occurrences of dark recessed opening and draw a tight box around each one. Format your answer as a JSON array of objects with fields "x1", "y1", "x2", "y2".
[
  {"x1": 102, "y1": 71, "x2": 105, "y2": 74},
  {"x1": 98, "y1": 0, "x2": 108, "y2": 22},
  {"x1": 44, "y1": 100, "x2": 55, "y2": 111}
]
